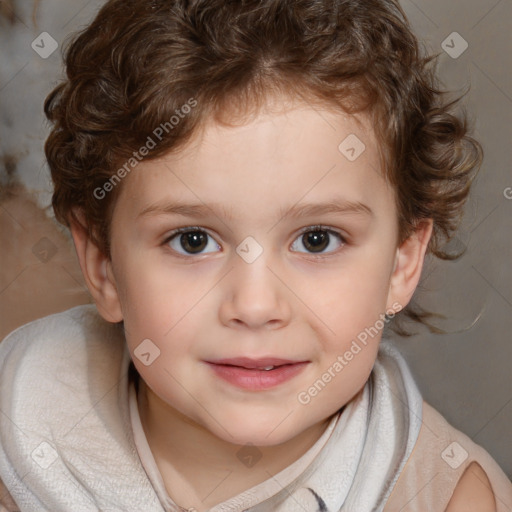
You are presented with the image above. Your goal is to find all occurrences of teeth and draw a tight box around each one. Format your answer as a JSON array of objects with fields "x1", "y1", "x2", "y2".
[{"x1": 260, "y1": 365, "x2": 275, "y2": 370}]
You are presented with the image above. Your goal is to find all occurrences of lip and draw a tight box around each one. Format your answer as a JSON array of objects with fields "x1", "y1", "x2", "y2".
[
  {"x1": 206, "y1": 357, "x2": 306, "y2": 369},
  {"x1": 204, "y1": 358, "x2": 310, "y2": 390}
]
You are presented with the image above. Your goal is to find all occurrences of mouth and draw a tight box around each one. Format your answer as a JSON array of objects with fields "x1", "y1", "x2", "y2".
[
  {"x1": 205, "y1": 357, "x2": 308, "y2": 370},
  {"x1": 203, "y1": 357, "x2": 310, "y2": 390}
]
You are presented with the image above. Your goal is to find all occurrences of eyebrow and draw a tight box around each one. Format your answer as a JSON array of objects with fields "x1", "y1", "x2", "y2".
[{"x1": 137, "y1": 197, "x2": 373, "y2": 221}]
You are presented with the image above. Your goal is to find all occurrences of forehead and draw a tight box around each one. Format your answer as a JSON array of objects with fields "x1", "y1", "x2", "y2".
[{"x1": 117, "y1": 104, "x2": 395, "y2": 223}]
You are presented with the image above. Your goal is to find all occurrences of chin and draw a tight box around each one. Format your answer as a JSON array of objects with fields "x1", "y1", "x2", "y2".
[
  {"x1": 207, "y1": 419, "x2": 299, "y2": 448},
  {"x1": 230, "y1": 433, "x2": 292, "y2": 448}
]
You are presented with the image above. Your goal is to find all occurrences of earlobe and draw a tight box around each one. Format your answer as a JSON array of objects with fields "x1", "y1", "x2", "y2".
[
  {"x1": 70, "y1": 214, "x2": 123, "y2": 323},
  {"x1": 386, "y1": 219, "x2": 433, "y2": 311}
]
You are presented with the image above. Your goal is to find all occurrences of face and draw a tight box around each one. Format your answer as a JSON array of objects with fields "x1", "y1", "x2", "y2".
[{"x1": 107, "y1": 101, "x2": 405, "y2": 447}]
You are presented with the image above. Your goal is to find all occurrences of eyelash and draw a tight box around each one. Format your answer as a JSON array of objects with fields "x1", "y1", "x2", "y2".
[{"x1": 162, "y1": 224, "x2": 347, "y2": 258}]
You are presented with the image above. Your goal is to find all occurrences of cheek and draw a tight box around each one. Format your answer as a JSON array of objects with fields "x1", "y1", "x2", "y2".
[
  {"x1": 117, "y1": 260, "x2": 215, "y2": 379},
  {"x1": 296, "y1": 254, "x2": 391, "y2": 395},
  {"x1": 123, "y1": 294, "x2": 201, "y2": 405},
  {"x1": 305, "y1": 257, "x2": 392, "y2": 335},
  {"x1": 114, "y1": 252, "x2": 201, "y2": 334}
]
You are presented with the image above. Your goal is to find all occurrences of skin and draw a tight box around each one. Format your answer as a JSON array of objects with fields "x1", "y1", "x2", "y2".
[
  {"x1": 445, "y1": 462, "x2": 496, "y2": 512},
  {"x1": 72, "y1": 97, "x2": 437, "y2": 510}
]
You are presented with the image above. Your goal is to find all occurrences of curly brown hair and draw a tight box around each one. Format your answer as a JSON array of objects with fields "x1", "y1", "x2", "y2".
[{"x1": 44, "y1": 0, "x2": 482, "y2": 336}]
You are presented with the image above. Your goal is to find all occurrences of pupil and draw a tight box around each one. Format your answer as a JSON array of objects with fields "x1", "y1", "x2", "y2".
[
  {"x1": 182, "y1": 231, "x2": 206, "y2": 253},
  {"x1": 304, "y1": 231, "x2": 328, "y2": 252}
]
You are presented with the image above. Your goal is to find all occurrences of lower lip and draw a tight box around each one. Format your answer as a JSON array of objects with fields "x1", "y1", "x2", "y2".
[{"x1": 205, "y1": 362, "x2": 309, "y2": 390}]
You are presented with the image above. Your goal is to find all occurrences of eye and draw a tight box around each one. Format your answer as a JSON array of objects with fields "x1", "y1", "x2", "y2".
[
  {"x1": 164, "y1": 227, "x2": 221, "y2": 255},
  {"x1": 290, "y1": 226, "x2": 345, "y2": 255}
]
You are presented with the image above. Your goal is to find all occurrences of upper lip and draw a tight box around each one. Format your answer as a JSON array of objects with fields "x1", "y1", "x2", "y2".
[{"x1": 205, "y1": 357, "x2": 308, "y2": 369}]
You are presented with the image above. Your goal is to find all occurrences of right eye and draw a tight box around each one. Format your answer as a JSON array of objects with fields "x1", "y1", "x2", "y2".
[{"x1": 163, "y1": 227, "x2": 221, "y2": 255}]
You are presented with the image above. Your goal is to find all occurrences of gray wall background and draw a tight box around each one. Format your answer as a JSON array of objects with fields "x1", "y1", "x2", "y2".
[
  {"x1": 1, "y1": 0, "x2": 511, "y2": 479},
  {"x1": 394, "y1": 0, "x2": 512, "y2": 479}
]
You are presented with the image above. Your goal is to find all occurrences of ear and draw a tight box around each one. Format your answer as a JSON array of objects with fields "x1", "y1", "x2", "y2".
[
  {"x1": 386, "y1": 218, "x2": 433, "y2": 312},
  {"x1": 69, "y1": 211, "x2": 123, "y2": 323}
]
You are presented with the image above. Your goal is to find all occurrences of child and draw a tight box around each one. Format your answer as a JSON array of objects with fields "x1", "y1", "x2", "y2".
[{"x1": 0, "y1": 0, "x2": 511, "y2": 510}]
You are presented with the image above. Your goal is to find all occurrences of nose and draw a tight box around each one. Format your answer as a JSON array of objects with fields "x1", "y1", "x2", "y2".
[{"x1": 218, "y1": 253, "x2": 292, "y2": 330}]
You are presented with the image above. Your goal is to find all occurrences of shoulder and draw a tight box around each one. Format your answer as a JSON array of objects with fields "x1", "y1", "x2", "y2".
[
  {"x1": 0, "y1": 304, "x2": 120, "y2": 366},
  {"x1": 0, "y1": 304, "x2": 98, "y2": 348},
  {"x1": 445, "y1": 461, "x2": 496, "y2": 512},
  {"x1": 384, "y1": 401, "x2": 512, "y2": 512}
]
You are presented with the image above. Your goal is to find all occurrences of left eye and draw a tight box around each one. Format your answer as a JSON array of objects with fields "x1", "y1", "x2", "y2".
[
  {"x1": 166, "y1": 229, "x2": 220, "y2": 255},
  {"x1": 290, "y1": 228, "x2": 345, "y2": 254}
]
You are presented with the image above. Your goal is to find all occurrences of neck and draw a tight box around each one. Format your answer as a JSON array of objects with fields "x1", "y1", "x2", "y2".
[{"x1": 137, "y1": 379, "x2": 334, "y2": 511}]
